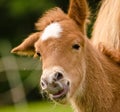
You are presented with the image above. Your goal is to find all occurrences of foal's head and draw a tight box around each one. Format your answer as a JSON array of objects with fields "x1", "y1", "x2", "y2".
[{"x1": 11, "y1": 1, "x2": 89, "y2": 103}]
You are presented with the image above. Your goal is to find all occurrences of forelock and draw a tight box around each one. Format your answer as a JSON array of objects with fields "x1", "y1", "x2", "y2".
[{"x1": 35, "y1": 7, "x2": 69, "y2": 31}]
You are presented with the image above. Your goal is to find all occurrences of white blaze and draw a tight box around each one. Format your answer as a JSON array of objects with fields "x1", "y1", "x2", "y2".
[{"x1": 40, "y1": 22, "x2": 62, "y2": 41}]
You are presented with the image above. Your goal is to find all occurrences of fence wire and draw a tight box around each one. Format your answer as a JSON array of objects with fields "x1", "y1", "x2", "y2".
[{"x1": 0, "y1": 39, "x2": 42, "y2": 109}]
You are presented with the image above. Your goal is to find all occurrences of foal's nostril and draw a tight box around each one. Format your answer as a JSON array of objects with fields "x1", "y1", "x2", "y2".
[
  {"x1": 41, "y1": 80, "x2": 47, "y2": 90},
  {"x1": 54, "y1": 72, "x2": 63, "y2": 81},
  {"x1": 41, "y1": 82, "x2": 45, "y2": 87}
]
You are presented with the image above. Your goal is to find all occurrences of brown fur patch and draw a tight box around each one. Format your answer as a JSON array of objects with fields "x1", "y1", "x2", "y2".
[{"x1": 99, "y1": 43, "x2": 120, "y2": 64}]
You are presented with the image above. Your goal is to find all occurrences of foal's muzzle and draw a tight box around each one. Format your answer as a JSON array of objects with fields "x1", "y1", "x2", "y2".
[{"x1": 40, "y1": 67, "x2": 70, "y2": 101}]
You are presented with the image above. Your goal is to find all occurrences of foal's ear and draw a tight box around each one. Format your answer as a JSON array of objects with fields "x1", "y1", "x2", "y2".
[
  {"x1": 11, "y1": 32, "x2": 40, "y2": 56},
  {"x1": 68, "y1": 0, "x2": 89, "y2": 33}
]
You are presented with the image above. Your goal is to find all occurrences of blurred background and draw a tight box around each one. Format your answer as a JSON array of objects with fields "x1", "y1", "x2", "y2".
[{"x1": 0, "y1": 0, "x2": 100, "y2": 112}]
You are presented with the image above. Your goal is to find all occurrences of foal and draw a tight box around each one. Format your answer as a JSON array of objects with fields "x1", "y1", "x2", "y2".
[{"x1": 11, "y1": 0, "x2": 120, "y2": 112}]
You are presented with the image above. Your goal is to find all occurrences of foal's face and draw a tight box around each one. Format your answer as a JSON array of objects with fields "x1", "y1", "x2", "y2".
[
  {"x1": 11, "y1": 7, "x2": 87, "y2": 103},
  {"x1": 35, "y1": 20, "x2": 85, "y2": 103}
]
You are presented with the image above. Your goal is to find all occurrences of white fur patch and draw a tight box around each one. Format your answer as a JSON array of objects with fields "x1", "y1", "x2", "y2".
[
  {"x1": 41, "y1": 66, "x2": 66, "y2": 84},
  {"x1": 40, "y1": 22, "x2": 62, "y2": 41}
]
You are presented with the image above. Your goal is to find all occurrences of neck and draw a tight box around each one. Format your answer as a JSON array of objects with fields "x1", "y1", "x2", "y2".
[{"x1": 71, "y1": 40, "x2": 119, "y2": 112}]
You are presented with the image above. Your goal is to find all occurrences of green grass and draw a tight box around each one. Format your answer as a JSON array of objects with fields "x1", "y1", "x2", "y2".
[{"x1": 0, "y1": 101, "x2": 73, "y2": 112}]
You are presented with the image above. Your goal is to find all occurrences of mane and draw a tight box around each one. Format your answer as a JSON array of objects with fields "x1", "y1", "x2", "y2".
[
  {"x1": 35, "y1": 7, "x2": 69, "y2": 31},
  {"x1": 92, "y1": 0, "x2": 120, "y2": 51}
]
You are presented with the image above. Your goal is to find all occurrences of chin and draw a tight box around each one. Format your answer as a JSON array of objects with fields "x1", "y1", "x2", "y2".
[{"x1": 49, "y1": 83, "x2": 70, "y2": 104}]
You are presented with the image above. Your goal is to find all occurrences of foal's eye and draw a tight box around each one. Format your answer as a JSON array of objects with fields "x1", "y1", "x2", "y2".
[
  {"x1": 72, "y1": 44, "x2": 80, "y2": 50},
  {"x1": 36, "y1": 52, "x2": 41, "y2": 57}
]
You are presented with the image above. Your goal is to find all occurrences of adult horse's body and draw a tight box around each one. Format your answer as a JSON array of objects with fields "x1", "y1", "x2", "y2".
[{"x1": 11, "y1": 0, "x2": 120, "y2": 112}]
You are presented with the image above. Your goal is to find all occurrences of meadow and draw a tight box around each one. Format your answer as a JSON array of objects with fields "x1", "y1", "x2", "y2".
[{"x1": 0, "y1": 101, "x2": 73, "y2": 112}]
